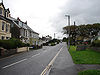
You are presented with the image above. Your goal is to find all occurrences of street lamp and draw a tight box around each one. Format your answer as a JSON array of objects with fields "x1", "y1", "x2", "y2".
[
  {"x1": 54, "y1": 33, "x2": 57, "y2": 39},
  {"x1": 65, "y1": 15, "x2": 70, "y2": 49}
]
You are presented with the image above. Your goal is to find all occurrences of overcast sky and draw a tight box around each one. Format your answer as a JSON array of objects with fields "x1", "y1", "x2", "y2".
[{"x1": 1, "y1": 0, "x2": 100, "y2": 38}]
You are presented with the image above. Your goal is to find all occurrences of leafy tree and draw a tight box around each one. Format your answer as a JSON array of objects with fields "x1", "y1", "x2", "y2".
[{"x1": 63, "y1": 23, "x2": 100, "y2": 44}]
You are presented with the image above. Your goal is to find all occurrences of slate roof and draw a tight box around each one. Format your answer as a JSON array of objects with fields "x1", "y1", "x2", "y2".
[
  {"x1": 0, "y1": 2, "x2": 39, "y2": 35},
  {"x1": 0, "y1": 2, "x2": 11, "y2": 22}
]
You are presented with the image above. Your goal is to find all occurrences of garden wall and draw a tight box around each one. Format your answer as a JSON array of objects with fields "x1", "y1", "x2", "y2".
[
  {"x1": 17, "y1": 47, "x2": 29, "y2": 52},
  {"x1": 90, "y1": 47, "x2": 100, "y2": 52},
  {"x1": 76, "y1": 45, "x2": 89, "y2": 51},
  {"x1": 0, "y1": 48, "x2": 17, "y2": 56}
]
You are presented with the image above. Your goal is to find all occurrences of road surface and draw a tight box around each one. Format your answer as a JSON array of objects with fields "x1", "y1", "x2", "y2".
[{"x1": 0, "y1": 43, "x2": 66, "y2": 75}]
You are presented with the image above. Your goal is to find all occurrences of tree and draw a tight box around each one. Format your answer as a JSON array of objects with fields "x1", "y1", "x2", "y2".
[{"x1": 63, "y1": 23, "x2": 100, "y2": 44}]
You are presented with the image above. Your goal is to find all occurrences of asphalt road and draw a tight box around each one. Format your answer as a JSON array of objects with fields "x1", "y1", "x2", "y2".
[{"x1": 0, "y1": 43, "x2": 65, "y2": 75}]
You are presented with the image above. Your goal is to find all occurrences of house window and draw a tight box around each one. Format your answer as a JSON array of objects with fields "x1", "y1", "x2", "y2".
[
  {"x1": 0, "y1": 8, "x2": 3, "y2": 15},
  {"x1": 24, "y1": 29, "x2": 25, "y2": 36},
  {"x1": 6, "y1": 37, "x2": 9, "y2": 39},
  {"x1": 26, "y1": 31, "x2": 27, "y2": 37},
  {"x1": 1, "y1": 36, "x2": 5, "y2": 40},
  {"x1": 6, "y1": 24, "x2": 8, "y2": 32},
  {"x1": 2, "y1": 22, "x2": 5, "y2": 31},
  {"x1": 6, "y1": 12, "x2": 9, "y2": 17}
]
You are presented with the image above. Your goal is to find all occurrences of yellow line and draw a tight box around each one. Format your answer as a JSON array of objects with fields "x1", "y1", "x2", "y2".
[{"x1": 40, "y1": 46, "x2": 64, "y2": 75}]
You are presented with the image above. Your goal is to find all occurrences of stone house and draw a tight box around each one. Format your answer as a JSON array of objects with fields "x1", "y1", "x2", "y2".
[
  {"x1": 0, "y1": 2, "x2": 11, "y2": 40},
  {"x1": 10, "y1": 17, "x2": 21, "y2": 39},
  {"x1": 41, "y1": 35, "x2": 52, "y2": 44},
  {"x1": 0, "y1": 2, "x2": 40, "y2": 46},
  {"x1": 10, "y1": 17, "x2": 39, "y2": 45},
  {"x1": 29, "y1": 30, "x2": 39, "y2": 46}
]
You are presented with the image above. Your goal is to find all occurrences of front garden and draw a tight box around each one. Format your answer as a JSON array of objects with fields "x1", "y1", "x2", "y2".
[
  {"x1": 69, "y1": 39, "x2": 100, "y2": 75},
  {"x1": 0, "y1": 38, "x2": 30, "y2": 56},
  {"x1": 69, "y1": 46, "x2": 100, "y2": 64}
]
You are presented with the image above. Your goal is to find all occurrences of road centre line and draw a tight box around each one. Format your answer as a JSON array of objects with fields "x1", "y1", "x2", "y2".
[
  {"x1": 2, "y1": 59, "x2": 27, "y2": 69},
  {"x1": 31, "y1": 49, "x2": 48, "y2": 58},
  {"x1": 31, "y1": 53, "x2": 41, "y2": 57},
  {"x1": 41, "y1": 46, "x2": 64, "y2": 75}
]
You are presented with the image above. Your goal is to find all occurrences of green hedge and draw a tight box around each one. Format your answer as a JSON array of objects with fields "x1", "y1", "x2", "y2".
[
  {"x1": 32, "y1": 45, "x2": 42, "y2": 49},
  {"x1": 0, "y1": 38, "x2": 30, "y2": 49},
  {"x1": 91, "y1": 40, "x2": 100, "y2": 47},
  {"x1": 51, "y1": 43, "x2": 56, "y2": 46}
]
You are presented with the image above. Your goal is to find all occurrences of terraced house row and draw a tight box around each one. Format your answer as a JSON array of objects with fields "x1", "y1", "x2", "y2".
[{"x1": 0, "y1": 2, "x2": 40, "y2": 46}]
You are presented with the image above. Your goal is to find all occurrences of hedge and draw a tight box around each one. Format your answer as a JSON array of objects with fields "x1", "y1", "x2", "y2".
[
  {"x1": 91, "y1": 40, "x2": 100, "y2": 47},
  {"x1": 0, "y1": 38, "x2": 30, "y2": 49}
]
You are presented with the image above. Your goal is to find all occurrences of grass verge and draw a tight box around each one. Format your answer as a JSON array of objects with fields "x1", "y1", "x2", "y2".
[
  {"x1": 78, "y1": 70, "x2": 100, "y2": 75},
  {"x1": 69, "y1": 46, "x2": 100, "y2": 64}
]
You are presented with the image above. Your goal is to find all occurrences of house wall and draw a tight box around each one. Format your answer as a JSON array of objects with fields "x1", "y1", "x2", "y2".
[
  {"x1": 0, "y1": 20, "x2": 11, "y2": 40},
  {"x1": 29, "y1": 32, "x2": 39, "y2": 46},
  {"x1": 0, "y1": 3, "x2": 11, "y2": 40},
  {"x1": 30, "y1": 38, "x2": 39, "y2": 45},
  {"x1": 10, "y1": 23, "x2": 20, "y2": 39},
  {"x1": 0, "y1": 4, "x2": 4, "y2": 16}
]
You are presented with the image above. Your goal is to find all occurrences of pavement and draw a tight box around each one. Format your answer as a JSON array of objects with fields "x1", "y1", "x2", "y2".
[{"x1": 49, "y1": 44, "x2": 78, "y2": 75}]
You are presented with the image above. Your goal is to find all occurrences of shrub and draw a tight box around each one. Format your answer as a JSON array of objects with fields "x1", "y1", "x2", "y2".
[
  {"x1": 0, "y1": 38, "x2": 28, "y2": 49},
  {"x1": 25, "y1": 43, "x2": 30, "y2": 46},
  {"x1": 91, "y1": 40, "x2": 100, "y2": 47},
  {"x1": 0, "y1": 40, "x2": 15, "y2": 49},
  {"x1": 32, "y1": 45, "x2": 42, "y2": 49},
  {"x1": 51, "y1": 43, "x2": 56, "y2": 46},
  {"x1": 43, "y1": 43, "x2": 48, "y2": 46}
]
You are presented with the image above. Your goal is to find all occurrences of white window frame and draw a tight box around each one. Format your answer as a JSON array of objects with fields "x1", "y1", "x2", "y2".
[{"x1": 2, "y1": 21, "x2": 5, "y2": 31}]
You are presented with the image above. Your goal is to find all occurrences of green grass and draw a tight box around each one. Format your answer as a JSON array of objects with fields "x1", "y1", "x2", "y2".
[
  {"x1": 69, "y1": 46, "x2": 100, "y2": 64},
  {"x1": 78, "y1": 70, "x2": 100, "y2": 75}
]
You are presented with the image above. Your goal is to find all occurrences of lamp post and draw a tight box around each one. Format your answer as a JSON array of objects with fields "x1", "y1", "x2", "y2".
[
  {"x1": 54, "y1": 33, "x2": 57, "y2": 39},
  {"x1": 65, "y1": 15, "x2": 70, "y2": 49}
]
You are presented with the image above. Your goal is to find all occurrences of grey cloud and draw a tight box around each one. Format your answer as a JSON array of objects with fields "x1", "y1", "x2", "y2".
[{"x1": 50, "y1": 0, "x2": 100, "y2": 34}]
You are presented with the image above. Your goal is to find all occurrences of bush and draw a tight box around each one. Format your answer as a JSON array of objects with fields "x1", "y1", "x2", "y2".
[
  {"x1": 0, "y1": 38, "x2": 28, "y2": 49},
  {"x1": 25, "y1": 43, "x2": 30, "y2": 47},
  {"x1": 51, "y1": 43, "x2": 56, "y2": 46},
  {"x1": 91, "y1": 40, "x2": 100, "y2": 47},
  {"x1": 32, "y1": 45, "x2": 42, "y2": 49},
  {"x1": 43, "y1": 43, "x2": 48, "y2": 46},
  {"x1": 0, "y1": 40, "x2": 15, "y2": 49}
]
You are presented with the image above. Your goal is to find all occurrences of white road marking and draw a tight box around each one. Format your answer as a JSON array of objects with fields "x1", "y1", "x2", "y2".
[
  {"x1": 31, "y1": 53, "x2": 41, "y2": 57},
  {"x1": 31, "y1": 50, "x2": 48, "y2": 58},
  {"x1": 2, "y1": 59, "x2": 27, "y2": 69},
  {"x1": 41, "y1": 46, "x2": 64, "y2": 75}
]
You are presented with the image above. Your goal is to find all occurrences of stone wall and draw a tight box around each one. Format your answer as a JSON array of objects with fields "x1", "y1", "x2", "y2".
[
  {"x1": 0, "y1": 48, "x2": 17, "y2": 56},
  {"x1": 76, "y1": 45, "x2": 89, "y2": 51},
  {"x1": 76, "y1": 45, "x2": 100, "y2": 52},
  {"x1": 89, "y1": 47, "x2": 100, "y2": 52},
  {"x1": 0, "y1": 47, "x2": 29, "y2": 57},
  {"x1": 17, "y1": 47, "x2": 29, "y2": 52}
]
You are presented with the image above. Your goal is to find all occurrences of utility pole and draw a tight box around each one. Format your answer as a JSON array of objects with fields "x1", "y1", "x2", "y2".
[
  {"x1": 54, "y1": 33, "x2": 55, "y2": 39},
  {"x1": 73, "y1": 21, "x2": 76, "y2": 45},
  {"x1": 65, "y1": 15, "x2": 70, "y2": 49}
]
